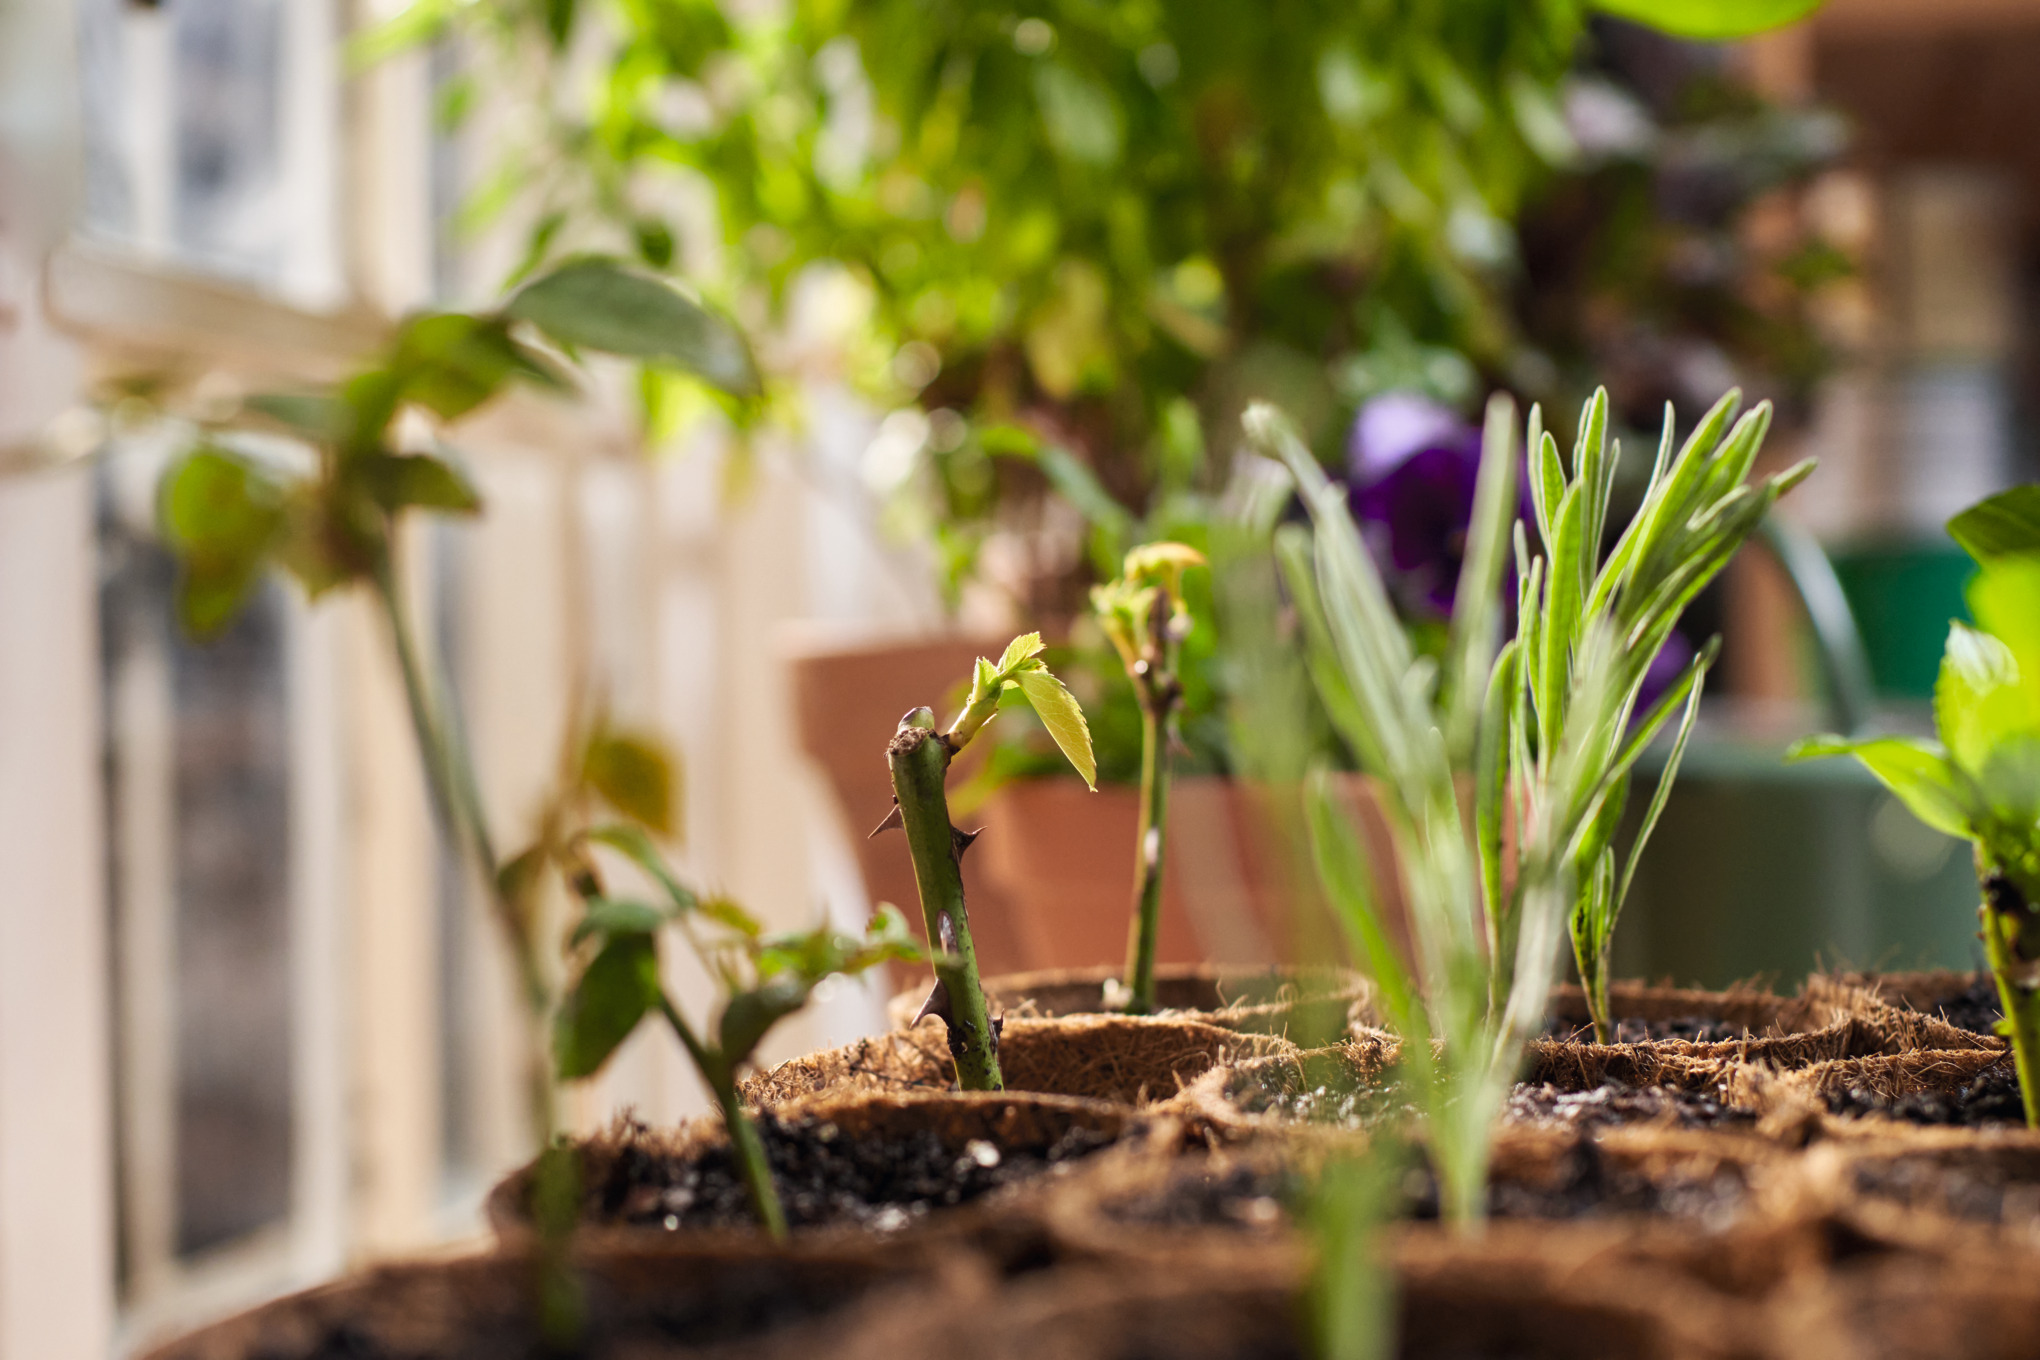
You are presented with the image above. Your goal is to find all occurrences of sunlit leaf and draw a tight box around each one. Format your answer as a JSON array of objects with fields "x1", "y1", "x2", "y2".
[
  {"x1": 996, "y1": 632, "x2": 1045, "y2": 675},
  {"x1": 553, "y1": 933, "x2": 661, "y2": 1079},
  {"x1": 1589, "y1": 0, "x2": 1820, "y2": 40},
  {"x1": 506, "y1": 257, "x2": 760, "y2": 398},
  {"x1": 1950, "y1": 486, "x2": 2040, "y2": 563},
  {"x1": 1013, "y1": 667, "x2": 1097, "y2": 789},
  {"x1": 1938, "y1": 622, "x2": 2036, "y2": 772}
]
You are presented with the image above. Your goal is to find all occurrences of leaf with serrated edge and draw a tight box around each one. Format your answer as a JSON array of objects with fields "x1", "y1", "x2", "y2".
[
  {"x1": 1013, "y1": 667, "x2": 1096, "y2": 789},
  {"x1": 996, "y1": 632, "x2": 1045, "y2": 675}
]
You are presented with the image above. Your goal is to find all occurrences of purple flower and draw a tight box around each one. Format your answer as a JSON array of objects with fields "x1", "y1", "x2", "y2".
[{"x1": 1346, "y1": 394, "x2": 1484, "y2": 617}]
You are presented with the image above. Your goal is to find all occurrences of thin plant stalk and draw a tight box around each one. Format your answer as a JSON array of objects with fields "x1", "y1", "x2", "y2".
[
  {"x1": 372, "y1": 548, "x2": 558, "y2": 1141},
  {"x1": 659, "y1": 996, "x2": 788, "y2": 1239},
  {"x1": 889, "y1": 707, "x2": 1004, "y2": 1090},
  {"x1": 1123, "y1": 593, "x2": 1183, "y2": 1015}
]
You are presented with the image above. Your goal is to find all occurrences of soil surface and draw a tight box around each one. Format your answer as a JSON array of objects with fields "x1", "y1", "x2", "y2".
[
  {"x1": 1823, "y1": 1061, "x2": 2027, "y2": 1127},
  {"x1": 1505, "y1": 1082, "x2": 1754, "y2": 1130},
  {"x1": 1914, "y1": 975, "x2": 2003, "y2": 1038},
  {"x1": 1101, "y1": 1138, "x2": 1747, "y2": 1229},
  {"x1": 585, "y1": 1112, "x2": 1116, "y2": 1232},
  {"x1": 1852, "y1": 1157, "x2": 2040, "y2": 1224},
  {"x1": 1540, "y1": 1015, "x2": 1752, "y2": 1045}
]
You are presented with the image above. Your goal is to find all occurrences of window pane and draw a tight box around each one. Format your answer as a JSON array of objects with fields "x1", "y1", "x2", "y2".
[{"x1": 99, "y1": 448, "x2": 295, "y2": 1267}]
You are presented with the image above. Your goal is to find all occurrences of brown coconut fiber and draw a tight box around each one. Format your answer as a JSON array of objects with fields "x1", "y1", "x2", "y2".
[
  {"x1": 744, "y1": 1012, "x2": 1295, "y2": 1108},
  {"x1": 887, "y1": 963, "x2": 1372, "y2": 1046}
]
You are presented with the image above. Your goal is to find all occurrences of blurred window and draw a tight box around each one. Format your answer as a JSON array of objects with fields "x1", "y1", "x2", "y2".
[{"x1": 76, "y1": 0, "x2": 343, "y2": 308}]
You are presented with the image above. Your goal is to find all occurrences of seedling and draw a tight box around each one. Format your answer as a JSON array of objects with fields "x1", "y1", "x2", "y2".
[
  {"x1": 1502, "y1": 389, "x2": 1808, "y2": 1042},
  {"x1": 154, "y1": 256, "x2": 759, "y2": 1141},
  {"x1": 1793, "y1": 487, "x2": 2040, "y2": 1127},
  {"x1": 880, "y1": 634, "x2": 1096, "y2": 1089},
  {"x1": 544, "y1": 809, "x2": 920, "y2": 1238},
  {"x1": 1254, "y1": 386, "x2": 1810, "y2": 1220},
  {"x1": 1092, "y1": 543, "x2": 1207, "y2": 1015}
]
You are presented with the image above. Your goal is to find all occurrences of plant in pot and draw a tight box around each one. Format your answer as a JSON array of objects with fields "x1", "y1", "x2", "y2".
[
  {"x1": 1259, "y1": 380, "x2": 1810, "y2": 1219},
  {"x1": 1792, "y1": 487, "x2": 2040, "y2": 1128}
]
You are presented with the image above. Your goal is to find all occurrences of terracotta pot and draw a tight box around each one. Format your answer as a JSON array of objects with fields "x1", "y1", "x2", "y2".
[{"x1": 966, "y1": 772, "x2": 1411, "y2": 974}]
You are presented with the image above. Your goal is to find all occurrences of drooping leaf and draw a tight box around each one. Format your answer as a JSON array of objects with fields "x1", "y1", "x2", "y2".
[
  {"x1": 716, "y1": 974, "x2": 810, "y2": 1068},
  {"x1": 699, "y1": 895, "x2": 764, "y2": 938},
  {"x1": 1013, "y1": 666, "x2": 1097, "y2": 789},
  {"x1": 584, "y1": 730, "x2": 678, "y2": 835},
  {"x1": 244, "y1": 391, "x2": 339, "y2": 440},
  {"x1": 569, "y1": 896, "x2": 673, "y2": 946},
  {"x1": 392, "y1": 313, "x2": 567, "y2": 421},
  {"x1": 1589, "y1": 0, "x2": 1820, "y2": 41},
  {"x1": 159, "y1": 448, "x2": 287, "y2": 637},
  {"x1": 356, "y1": 451, "x2": 483, "y2": 514},
  {"x1": 585, "y1": 823, "x2": 696, "y2": 908},
  {"x1": 1787, "y1": 735, "x2": 1978, "y2": 840},
  {"x1": 553, "y1": 932, "x2": 661, "y2": 1079},
  {"x1": 1950, "y1": 486, "x2": 2040, "y2": 563},
  {"x1": 506, "y1": 257, "x2": 760, "y2": 398}
]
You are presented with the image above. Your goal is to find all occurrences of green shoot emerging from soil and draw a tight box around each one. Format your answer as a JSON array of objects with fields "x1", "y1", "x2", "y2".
[
  {"x1": 1506, "y1": 389, "x2": 1808, "y2": 1043},
  {"x1": 881, "y1": 634, "x2": 1096, "y2": 1089},
  {"x1": 1793, "y1": 489, "x2": 2040, "y2": 1128},
  {"x1": 547, "y1": 808, "x2": 921, "y2": 1239},
  {"x1": 1253, "y1": 387, "x2": 1809, "y2": 1222},
  {"x1": 1092, "y1": 543, "x2": 1208, "y2": 1015}
]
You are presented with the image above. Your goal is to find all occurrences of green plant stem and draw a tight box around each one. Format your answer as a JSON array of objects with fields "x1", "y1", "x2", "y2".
[
  {"x1": 659, "y1": 996, "x2": 787, "y2": 1239},
  {"x1": 1123, "y1": 703, "x2": 1168, "y2": 1015},
  {"x1": 1571, "y1": 922, "x2": 1613, "y2": 1047},
  {"x1": 371, "y1": 549, "x2": 556, "y2": 1142},
  {"x1": 1981, "y1": 887, "x2": 2040, "y2": 1130},
  {"x1": 888, "y1": 709, "x2": 1002, "y2": 1090}
]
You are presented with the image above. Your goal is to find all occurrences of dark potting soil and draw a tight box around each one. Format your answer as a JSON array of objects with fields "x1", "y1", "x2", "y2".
[
  {"x1": 1505, "y1": 1081, "x2": 1754, "y2": 1131},
  {"x1": 1101, "y1": 1138, "x2": 1746, "y2": 1230},
  {"x1": 1915, "y1": 975, "x2": 2003, "y2": 1038},
  {"x1": 586, "y1": 1112, "x2": 1116, "y2": 1232},
  {"x1": 1823, "y1": 1060, "x2": 2027, "y2": 1128},
  {"x1": 1539, "y1": 1014, "x2": 1751, "y2": 1045}
]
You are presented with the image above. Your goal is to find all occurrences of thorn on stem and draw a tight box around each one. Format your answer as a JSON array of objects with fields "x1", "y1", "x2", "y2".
[
  {"x1": 951, "y1": 824, "x2": 980, "y2": 858},
  {"x1": 867, "y1": 804, "x2": 904, "y2": 839}
]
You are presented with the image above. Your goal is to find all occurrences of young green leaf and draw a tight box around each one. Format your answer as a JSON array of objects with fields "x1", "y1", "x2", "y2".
[
  {"x1": 1588, "y1": 0, "x2": 1820, "y2": 45},
  {"x1": 356, "y1": 451, "x2": 483, "y2": 515},
  {"x1": 1937, "y1": 622, "x2": 2035, "y2": 772},
  {"x1": 1949, "y1": 486, "x2": 2040, "y2": 563},
  {"x1": 996, "y1": 631, "x2": 1046, "y2": 674},
  {"x1": 584, "y1": 730, "x2": 678, "y2": 835},
  {"x1": 1787, "y1": 735, "x2": 1978, "y2": 840},
  {"x1": 553, "y1": 932, "x2": 661, "y2": 1078},
  {"x1": 158, "y1": 448, "x2": 288, "y2": 638},
  {"x1": 1012, "y1": 666, "x2": 1097, "y2": 789},
  {"x1": 585, "y1": 823, "x2": 697, "y2": 911},
  {"x1": 569, "y1": 896, "x2": 673, "y2": 946},
  {"x1": 505, "y1": 257, "x2": 761, "y2": 398}
]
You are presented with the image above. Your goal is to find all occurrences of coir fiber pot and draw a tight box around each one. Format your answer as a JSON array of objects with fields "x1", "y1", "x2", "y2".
[
  {"x1": 486, "y1": 1088, "x2": 1155, "y2": 1244},
  {"x1": 886, "y1": 962, "x2": 1372, "y2": 1047},
  {"x1": 743, "y1": 1012, "x2": 1295, "y2": 1108},
  {"x1": 137, "y1": 1237, "x2": 974, "y2": 1360}
]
